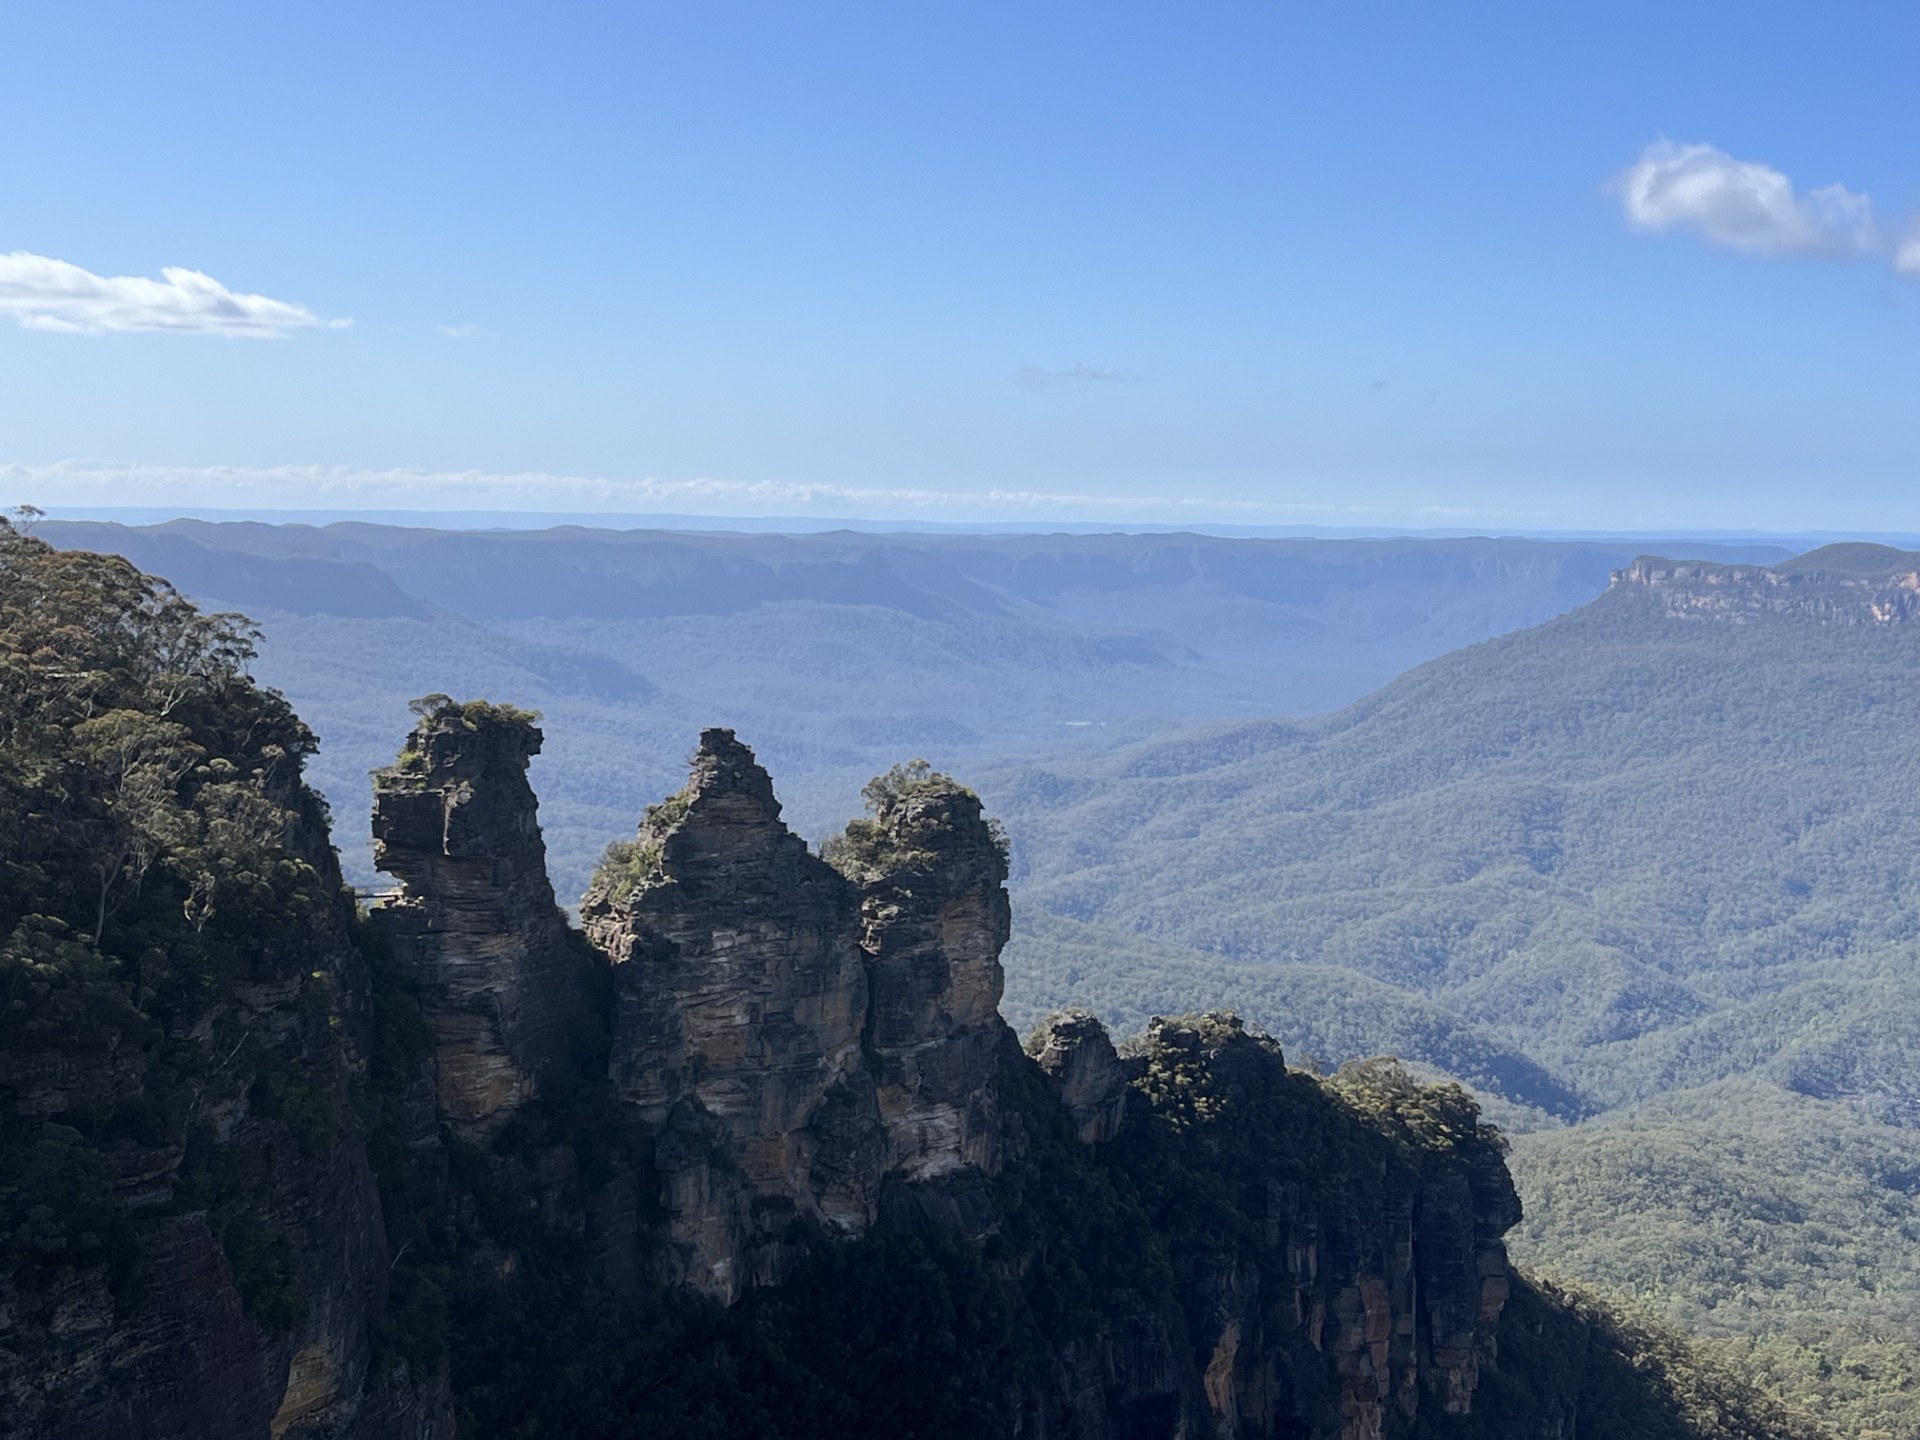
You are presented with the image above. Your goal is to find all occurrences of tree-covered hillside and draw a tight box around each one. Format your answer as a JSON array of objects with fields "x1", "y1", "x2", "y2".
[
  {"x1": 993, "y1": 550, "x2": 1920, "y2": 1107},
  {"x1": 1, "y1": 524, "x2": 1843, "y2": 1440},
  {"x1": 988, "y1": 547, "x2": 1920, "y2": 1433},
  {"x1": 1509, "y1": 1080, "x2": 1920, "y2": 1439}
]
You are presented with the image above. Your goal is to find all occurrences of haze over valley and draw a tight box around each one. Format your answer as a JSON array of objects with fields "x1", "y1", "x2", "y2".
[
  {"x1": 24, "y1": 515, "x2": 1920, "y2": 1434},
  {"x1": 8, "y1": 3, "x2": 1919, "y2": 1436}
]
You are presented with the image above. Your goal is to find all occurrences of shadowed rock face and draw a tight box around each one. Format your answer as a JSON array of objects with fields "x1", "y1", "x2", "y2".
[
  {"x1": 371, "y1": 703, "x2": 590, "y2": 1134},
  {"x1": 578, "y1": 734, "x2": 1029, "y2": 1300},
  {"x1": 582, "y1": 729, "x2": 886, "y2": 1299},
  {"x1": 849, "y1": 777, "x2": 1013, "y2": 1179},
  {"x1": 1031, "y1": 1008, "x2": 1131, "y2": 1144}
]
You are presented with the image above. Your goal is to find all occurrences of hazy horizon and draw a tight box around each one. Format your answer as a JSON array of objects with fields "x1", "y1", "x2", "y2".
[{"x1": 6, "y1": 3, "x2": 1917, "y2": 532}]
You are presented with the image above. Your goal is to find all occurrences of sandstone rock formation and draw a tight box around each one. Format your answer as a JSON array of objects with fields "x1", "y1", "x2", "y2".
[
  {"x1": 577, "y1": 732, "x2": 1033, "y2": 1300},
  {"x1": 1615, "y1": 545, "x2": 1920, "y2": 626},
  {"x1": 835, "y1": 763, "x2": 1013, "y2": 1180},
  {"x1": 1106, "y1": 1014, "x2": 1520, "y2": 1440},
  {"x1": 370, "y1": 700, "x2": 591, "y2": 1134},
  {"x1": 0, "y1": 748, "x2": 452, "y2": 1440},
  {"x1": 1030, "y1": 1007, "x2": 1131, "y2": 1144},
  {"x1": 580, "y1": 729, "x2": 886, "y2": 1298}
]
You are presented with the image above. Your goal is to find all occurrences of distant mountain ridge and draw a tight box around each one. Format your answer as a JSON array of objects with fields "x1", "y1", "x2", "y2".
[
  {"x1": 992, "y1": 543, "x2": 1920, "y2": 1113},
  {"x1": 1616, "y1": 543, "x2": 1920, "y2": 626},
  {"x1": 987, "y1": 543, "x2": 1920, "y2": 1432},
  {"x1": 37, "y1": 520, "x2": 1791, "y2": 895}
]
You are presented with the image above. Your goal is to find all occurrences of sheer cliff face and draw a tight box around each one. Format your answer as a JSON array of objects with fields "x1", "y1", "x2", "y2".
[
  {"x1": 1614, "y1": 548, "x2": 1920, "y2": 626},
  {"x1": 370, "y1": 704, "x2": 588, "y2": 1134},
  {"x1": 851, "y1": 780, "x2": 1012, "y2": 1180},
  {"x1": 1, "y1": 771, "x2": 448, "y2": 1440},
  {"x1": 1054, "y1": 1014, "x2": 1521, "y2": 1440},
  {"x1": 581, "y1": 730, "x2": 882, "y2": 1297},
  {"x1": 578, "y1": 733, "x2": 1019, "y2": 1299}
]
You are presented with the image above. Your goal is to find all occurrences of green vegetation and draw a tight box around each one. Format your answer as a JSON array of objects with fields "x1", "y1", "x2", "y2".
[
  {"x1": 0, "y1": 517, "x2": 352, "y2": 1335},
  {"x1": 361, "y1": 997, "x2": 1774, "y2": 1439},
  {"x1": 1000, "y1": 908, "x2": 1584, "y2": 1123},
  {"x1": 1509, "y1": 1079, "x2": 1920, "y2": 1439},
  {"x1": 822, "y1": 759, "x2": 1009, "y2": 881},
  {"x1": 7, "y1": 525, "x2": 1892, "y2": 1435},
  {"x1": 993, "y1": 579, "x2": 1920, "y2": 1107},
  {"x1": 1478, "y1": 1271, "x2": 1831, "y2": 1440},
  {"x1": 984, "y1": 563, "x2": 1920, "y2": 1432},
  {"x1": 43, "y1": 519, "x2": 1779, "y2": 902}
]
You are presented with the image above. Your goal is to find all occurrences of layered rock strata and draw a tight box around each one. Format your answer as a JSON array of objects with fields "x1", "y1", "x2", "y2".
[
  {"x1": 370, "y1": 701, "x2": 590, "y2": 1134},
  {"x1": 577, "y1": 738, "x2": 1025, "y2": 1299},
  {"x1": 1615, "y1": 547, "x2": 1920, "y2": 626},
  {"x1": 838, "y1": 767, "x2": 1014, "y2": 1179},
  {"x1": 581, "y1": 729, "x2": 882, "y2": 1298}
]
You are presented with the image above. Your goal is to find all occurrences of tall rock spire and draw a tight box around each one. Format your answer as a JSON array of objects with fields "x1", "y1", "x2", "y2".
[
  {"x1": 826, "y1": 762, "x2": 1014, "y2": 1179},
  {"x1": 582, "y1": 728, "x2": 883, "y2": 1300},
  {"x1": 370, "y1": 698, "x2": 592, "y2": 1134}
]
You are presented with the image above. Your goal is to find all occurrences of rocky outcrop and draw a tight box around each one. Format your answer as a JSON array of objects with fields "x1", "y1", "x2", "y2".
[
  {"x1": 9, "y1": 530, "x2": 1727, "y2": 1440},
  {"x1": 1031, "y1": 1008, "x2": 1131, "y2": 1144},
  {"x1": 1613, "y1": 548, "x2": 1920, "y2": 626},
  {"x1": 0, "y1": 765, "x2": 451, "y2": 1440},
  {"x1": 581, "y1": 729, "x2": 884, "y2": 1299},
  {"x1": 370, "y1": 700, "x2": 591, "y2": 1134},
  {"x1": 568, "y1": 735, "x2": 1527, "y2": 1437},
  {"x1": 840, "y1": 767, "x2": 1013, "y2": 1179},
  {"x1": 577, "y1": 737, "x2": 1024, "y2": 1301},
  {"x1": 1093, "y1": 1014, "x2": 1520, "y2": 1440}
]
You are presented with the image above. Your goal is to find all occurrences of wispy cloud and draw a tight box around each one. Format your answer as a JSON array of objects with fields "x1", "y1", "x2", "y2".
[
  {"x1": 0, "y1": 251, "x2": 348, "y2": 336},
  {"x1": 437, "y1": 323, "x2": 493, "y2": 340},
  {"x1": 0, "y1": 459, "x2": 1545, "y2": 526},
  {"x1": 1613, "y1": 140, "x2": 1890, "y2": 263},
  {"x1": 1898, "y1": 233, "x2": 1920, "y2": 277},
  {"x1": 1014, "y1": 363, "x2": 1133, "y2": 394}
]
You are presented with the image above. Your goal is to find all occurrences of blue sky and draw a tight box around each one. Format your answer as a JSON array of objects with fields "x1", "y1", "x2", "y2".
[{"x1": 2, "y1": 1, "x2": 1916, "y2": 529}]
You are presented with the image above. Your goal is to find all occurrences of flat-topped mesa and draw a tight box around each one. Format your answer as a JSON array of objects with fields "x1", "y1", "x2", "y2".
[
  {"x1": 1613, "y1": 548, "x2": 1920, "y2": 626},
  {"x1": 370, "y1": 698, "x2": 590, "y2": 1134},
  {"x1": 825, "y1": 762, "x2": 1014, "y2": 1179},
  {"x1": 582, "y1": 728, "x2": 882, "y2": 1300}
]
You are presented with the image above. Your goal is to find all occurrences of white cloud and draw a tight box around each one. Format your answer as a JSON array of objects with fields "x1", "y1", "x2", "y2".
[
  {"x1": 0, "y1": 251, "x2": 348, "y2": 336},
  {"x1": 1898, "y1": 233, "x2": 1920, "y2": 276},
  {"x1": 0, "y1": 459, "x2": 1547, "y2": 526},
  {"x1": 437, "y1": 323, "x2": 493, "y2": 340},
  {"x1": 1614, "y1": 140, "x2": 1880, "y2": 260}
]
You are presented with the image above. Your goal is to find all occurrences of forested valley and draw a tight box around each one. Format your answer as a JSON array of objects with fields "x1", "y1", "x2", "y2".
[{"x1": 11, "y1": 518, "x2": 1920, "y2": 1436}]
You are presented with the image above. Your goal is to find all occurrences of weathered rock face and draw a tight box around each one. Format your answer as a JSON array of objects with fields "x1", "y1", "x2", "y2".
[
  {"x1": 1614, "y1": 547, "x2": 1920, "y2": 626},
  {"x1": 582, "y1": 729, "x2": 884, "y2": 1299},
  {"x1": 0, "y1": 777, "x2": 452, "y2": 1440},
  {"x1": 1072, "y1": 1014, "x2": 1521, "y2": 1440},
  {"x1": 579, "y1": 737, "x2": 1024, "y2": 1300},
  {"x1": 370, "y1": 702, "x2": 590, "y2": 1134},
  {"x1": 843, "y1": 774, "x2": 1012, "y2": 1179},
  {"x1": 1031, "y1": 1008, "x2": 1131, "y2": 1145}
]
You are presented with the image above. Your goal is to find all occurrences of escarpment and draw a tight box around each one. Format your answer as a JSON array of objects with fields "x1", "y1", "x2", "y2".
[
  {"x1": 557, "y1": 734, "x2": 1523, "y2": 1435},
  {"x1": 7, "y1": 527, "x2": 1773, "y2": 1440},
  {"x1": 0, "y1": 528, "x2": 450, "y2": 1440},
  {"x1": 1614, "y1": 544, "x2": 1920, "y2": 626}
]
